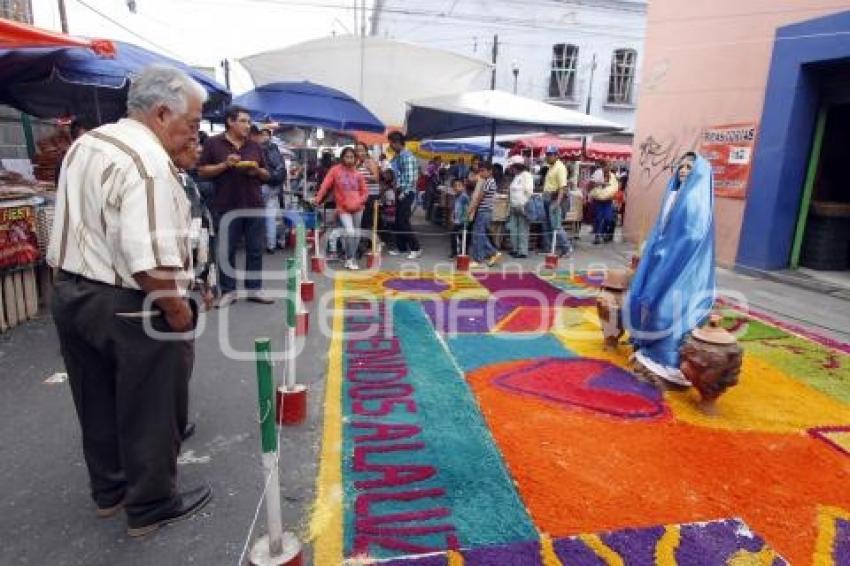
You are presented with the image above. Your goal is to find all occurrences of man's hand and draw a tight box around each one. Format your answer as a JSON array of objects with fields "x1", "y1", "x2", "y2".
[
  {"x1": 133, "y1": 268, "x2": 193, "y2": 333},
  {"x1": 163, "y1": 300, "x2": 193, "y2": 332},
  {"x1": 225, "y1": 154, "x2": 241, "y2": 167}
]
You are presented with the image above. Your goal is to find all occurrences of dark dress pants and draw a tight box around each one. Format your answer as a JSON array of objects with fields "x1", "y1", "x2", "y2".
[
  {"x1": 52, "y1": 272, "x2": 194, "y2": 524},
  {"x1": 394, "y1": 191, "x2": 420, "y2": 253}
]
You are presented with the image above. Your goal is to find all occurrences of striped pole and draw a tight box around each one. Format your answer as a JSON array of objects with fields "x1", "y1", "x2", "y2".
[
  {"x1": 286, "y1": 258, "x2": 297, "y2": 390},
  {"x1": 254, "y1": 338, "x2": 284, "y2": 558},
  {"x1": 367, "y1": 199, "x2": 380, "y2": 269},
  {"x1": 297, "y1": 220, "x2": 315, "y2": 301},
  {"x1": 278, "y1": 259, "x2": 307, "y2": 426},
  {"x1": 296, "y1": 222, "x2": 307, "y2": 282}
]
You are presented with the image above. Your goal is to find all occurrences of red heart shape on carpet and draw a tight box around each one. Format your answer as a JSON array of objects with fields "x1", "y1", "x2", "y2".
[{"x1": 492, "y1": 357, "x2": 668, "y2": 420}]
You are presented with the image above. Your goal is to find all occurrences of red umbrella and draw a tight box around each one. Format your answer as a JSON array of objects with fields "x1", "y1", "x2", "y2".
[
  {"x1": 0, "y1": 17, "x2": 115, "y2": 56},
  {"x1": 586, "y1": 142, "x2": 632, "y2": 162},
  {"x1": 509, "y1": 134, "x2": 582, "y2": 158}
]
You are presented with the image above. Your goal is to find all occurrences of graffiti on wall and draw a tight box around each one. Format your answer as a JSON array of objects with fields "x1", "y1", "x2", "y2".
[{"x1": 637, "y1": 129, "x2": 701, "y2": 188}]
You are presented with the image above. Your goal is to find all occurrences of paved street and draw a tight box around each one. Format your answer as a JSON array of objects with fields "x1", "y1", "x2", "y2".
[{"x1": 1, "y1": 220, "x2": 848, "y2": 565}]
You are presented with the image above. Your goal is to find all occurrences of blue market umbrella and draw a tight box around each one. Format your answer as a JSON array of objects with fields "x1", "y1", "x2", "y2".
[
  {"x1": 0, "y1": 41, "x2": 230, "y2": 122},
  {"x1": 233, "y1": 81, "x2": 384, "y2": 133}
]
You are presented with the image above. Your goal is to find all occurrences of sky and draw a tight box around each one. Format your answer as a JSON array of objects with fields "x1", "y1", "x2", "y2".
[{"x1": 32, "y1": 0, "x2": 375, "y2": 93}]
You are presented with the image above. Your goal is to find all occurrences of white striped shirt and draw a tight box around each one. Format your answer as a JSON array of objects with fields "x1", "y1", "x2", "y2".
[{"x1": 47, "y1": 118, "x2": 192, "y2": 291}]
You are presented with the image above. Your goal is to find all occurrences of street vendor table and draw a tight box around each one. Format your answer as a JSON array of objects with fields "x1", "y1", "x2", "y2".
[{"x1": 0, "y1": 194, "x2": 52, "y2": 332}]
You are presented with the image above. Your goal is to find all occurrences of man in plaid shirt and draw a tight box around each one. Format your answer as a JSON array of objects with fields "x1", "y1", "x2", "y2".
[{"x1": 388, "y1": 131, "x2": 422, "y2": 259}]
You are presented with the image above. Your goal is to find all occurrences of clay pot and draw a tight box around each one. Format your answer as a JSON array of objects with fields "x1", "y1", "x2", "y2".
[
  {"x1": 680, "y1": 314, "x2": 743, "y2": 410},
  {"x1": 596, "y1": 269, "x2": 629, "y2": 349}
]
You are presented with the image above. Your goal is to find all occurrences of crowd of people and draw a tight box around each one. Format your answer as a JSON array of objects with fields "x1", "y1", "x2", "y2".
[{"x1": 44, "y1": 61, "x2": 712, "y2": 542}]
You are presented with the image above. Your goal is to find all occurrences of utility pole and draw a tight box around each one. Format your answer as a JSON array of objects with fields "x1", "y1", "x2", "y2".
[
  {"x1": 57, "y1": 0, "x2": 69, "y2": 33},
  {"x1": 490, "y1": 34, "x2": 498, "y2": 90},
  {"x1": 220, "y1": 59, "x2": 231, "y2": 91},
  {"x1": 488, "y1": 34, "x2": 499, "y2": 160},
  {"x1": 582, "y1": 53, "x2": 598, "y2": 158},
  {"x1": 585, "y1": 53, "x2": 597, "y2": 115},
  {"x1": 359, "y1": 0, "x2": 366, "y2": 101}
]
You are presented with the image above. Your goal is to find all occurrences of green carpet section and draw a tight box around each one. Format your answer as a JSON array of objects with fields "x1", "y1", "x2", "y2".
[
  {"x1": 742, "y1": 335, "x2": 850, "y2": 405},
  {"x1": 340, "y1": 300, "x2": 536, "y2": 558}
]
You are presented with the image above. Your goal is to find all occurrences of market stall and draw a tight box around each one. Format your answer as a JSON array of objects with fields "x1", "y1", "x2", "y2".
[
  {"x1": 0, "y1": 19, "x2": 231, "y2": 332},
  {"x1": 0, "y1": 171, "x2": 51, "y2": 331}
]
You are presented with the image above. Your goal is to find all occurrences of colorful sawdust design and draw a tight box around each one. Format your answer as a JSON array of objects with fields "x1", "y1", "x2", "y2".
[
  {"x1": 314, "y1": 271, "x2": 850, "y2": 565},
  {"x1": 375, "y1": 519, "x2": 786, "y2": 565},
  {"x1": 339, "y1": 271, "x2": 488, "y2": 301},
  {"x1": 810, "y1": 427, "x2": 850, "y2": 457},
  {"x1": 319, "y1": 298, "x2": 535, "y2": 562},
  {"x1": 815, "y1": 506, "x2": 850, "y2": 564},
  {"x1": 492, "y1": 357, "x2": 668, "y2": 420},
  {"x1": 421, "y1": 299, "x2": 515, "y2": 334},
  {"x1": 473, "y1": 272, "x2": 594, "y2": 307}
]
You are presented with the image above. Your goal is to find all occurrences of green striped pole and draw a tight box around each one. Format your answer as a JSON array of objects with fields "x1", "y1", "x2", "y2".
[
  {"x1": 285, "y1": 259, "x2": 297, "y2": 390},
  {"x1": 254, "y1": 338, "x2": 284, "y2": 557},
  {"x1": 285, "y1": 258, "x2": 297, "y2": 329},
  {"x1": 295, "y1": 221, "x2": 306, "y2": 274}
]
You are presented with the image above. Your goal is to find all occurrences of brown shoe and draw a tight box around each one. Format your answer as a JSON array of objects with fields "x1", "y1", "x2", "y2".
[{"x1": 96, "y1": 501, "x2": 124, "y2": 519}]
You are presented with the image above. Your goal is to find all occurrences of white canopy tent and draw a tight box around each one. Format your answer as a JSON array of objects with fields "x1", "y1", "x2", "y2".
[
  {"x1": 405, "y1": 89, "x2": 624, "y2": 140},
  {"x1": 239, "y1": 35, "x2": 492, "y2": 127}
]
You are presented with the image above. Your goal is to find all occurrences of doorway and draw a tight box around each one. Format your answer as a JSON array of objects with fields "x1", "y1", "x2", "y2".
[{"x1": 793, "y1": 100, "x2": 850, "y2": 275}]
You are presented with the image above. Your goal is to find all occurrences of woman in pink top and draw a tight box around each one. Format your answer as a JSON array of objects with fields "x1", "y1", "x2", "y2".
[{"x1": 313, "y1": 146, "x2": 368, "y2": 270}]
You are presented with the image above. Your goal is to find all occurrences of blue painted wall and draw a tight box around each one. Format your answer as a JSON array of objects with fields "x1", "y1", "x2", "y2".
[{"x1": 737, "y1": 10, "x2": 850, "y2": 270}]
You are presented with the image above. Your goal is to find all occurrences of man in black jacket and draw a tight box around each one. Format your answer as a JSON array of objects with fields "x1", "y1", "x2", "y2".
[{"x1": 251, "y1": 124, "x2": 287, "y2": 253}]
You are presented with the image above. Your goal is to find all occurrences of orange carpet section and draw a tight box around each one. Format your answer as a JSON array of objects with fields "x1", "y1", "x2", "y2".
[{"x1": 466, "y1": 359, "x2": 850, "y2": 565}]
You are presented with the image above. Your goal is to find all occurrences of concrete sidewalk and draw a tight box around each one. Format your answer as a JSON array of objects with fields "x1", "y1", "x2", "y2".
[{"x1": 0, "y1": 217, "x2": 847, "y2": 566}]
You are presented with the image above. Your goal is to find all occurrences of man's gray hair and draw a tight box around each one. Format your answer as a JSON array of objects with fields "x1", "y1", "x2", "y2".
[{"x1": 127, "y1": 64, "x2": 208, "y2": 115}]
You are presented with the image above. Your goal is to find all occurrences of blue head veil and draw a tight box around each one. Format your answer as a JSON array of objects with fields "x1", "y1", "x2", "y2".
[{"x1": 625, "y1": 154, "x2": 716, "y2": 368}]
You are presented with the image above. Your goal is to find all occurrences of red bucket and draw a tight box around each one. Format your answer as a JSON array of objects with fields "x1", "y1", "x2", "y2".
[
  {"x1": 300, "y1": 280, "x2": 315, "y2": 302},
  {"x1": 276, "y1": 384, "x2": 307, "y2": 426}
]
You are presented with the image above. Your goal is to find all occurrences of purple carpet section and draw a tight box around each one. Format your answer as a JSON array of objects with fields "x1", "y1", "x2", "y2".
[
  {"x1": 599, "y1": 525, "x2": 665, "y2": 565},
  {"x1": 381, "y1": 555, "x2": 448, "y2": 566},
  {"x1": 378, "y1": 518, "x2": 787, "y2": 565},
  {"x1": 834, "y1": 518, "x2": 850, "y2": 565},
  {"x1": 384, "y1": 278, "x2": 452, "y2": 293},
  {"x1": 675, "y1": 519, "x2": 778, "y2": 564},
  {"x1": 473, "y1": 273, "x2": 595, "y2": 308},
  {"x1": 421, "y1": 299, "x2": 515, "y2": 333},
  {"x1": 552, "y1": 538, "x2": 608, "y2": 564}
]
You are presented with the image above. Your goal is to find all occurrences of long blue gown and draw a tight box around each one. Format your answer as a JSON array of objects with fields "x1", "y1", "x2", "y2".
[{"x1": 626, "y1": 155, "x2": 716, "y2": 369}]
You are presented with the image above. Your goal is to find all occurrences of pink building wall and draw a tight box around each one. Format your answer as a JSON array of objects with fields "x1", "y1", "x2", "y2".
[{"x1": 625, "y1": 0, "x2": 848, "y2": 266}]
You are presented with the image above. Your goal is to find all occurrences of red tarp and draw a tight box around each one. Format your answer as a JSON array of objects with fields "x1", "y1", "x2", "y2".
[
  {"x1": 510, "y1": 134, "x2": 631, "y2": 161},
  {"x1": 0, "y1": 17, "x2": 115, "y2": 56},
  {"x1": 510, "y1": 134, "x2": 582, "y2": 158},
  {"x1": 585, "y1": 141, "x2": 632, "y2": 161}
]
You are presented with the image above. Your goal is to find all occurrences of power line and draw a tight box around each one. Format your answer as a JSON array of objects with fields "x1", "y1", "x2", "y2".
[
  {"x1": 179, "y1": 0, "x2": 647, "y2": 36},
  {"x1": 71, "y1": 0, "x2": 184, "y2": 58}
]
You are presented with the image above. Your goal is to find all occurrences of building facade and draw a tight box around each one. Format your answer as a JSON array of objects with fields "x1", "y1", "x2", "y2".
[
  {"x1": 0, "y1": 0, "x2": 32, "y2": 23},
  {"x1": 625, "y1": 2, "x2": 850, "y2": 273},
  {"x1": 372, "y1": 0, "x2": 646, "y2": 135}
]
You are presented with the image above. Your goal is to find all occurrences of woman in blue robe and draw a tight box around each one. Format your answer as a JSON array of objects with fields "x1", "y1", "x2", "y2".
[{"x1": 626, "y1": 152, "x2": 716, "y2": 386}]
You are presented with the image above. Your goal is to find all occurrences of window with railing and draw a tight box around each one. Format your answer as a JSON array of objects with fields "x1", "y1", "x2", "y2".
[
  {"x1": 0, "y1": 0, "x2": 33, "y2": 23},
  {"x1": 607, "y1": 48, "x2": 637, "y2": 104},
  {"x1": 549, "y1": 43, "x2": 579, "y2": 100}
]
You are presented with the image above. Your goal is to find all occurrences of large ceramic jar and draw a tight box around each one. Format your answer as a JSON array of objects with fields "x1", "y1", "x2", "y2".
[
  {"x1": 680, "y1": 314, "x2": 743, "y2": 410},
  {"x1": 596, "y1": 269, "x2": 629, "y2": 350}
]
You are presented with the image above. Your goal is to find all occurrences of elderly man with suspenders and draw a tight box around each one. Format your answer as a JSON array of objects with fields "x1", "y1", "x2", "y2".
[{"x1": 48, "y1": 65, "x2": 212, "y2": 537}]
